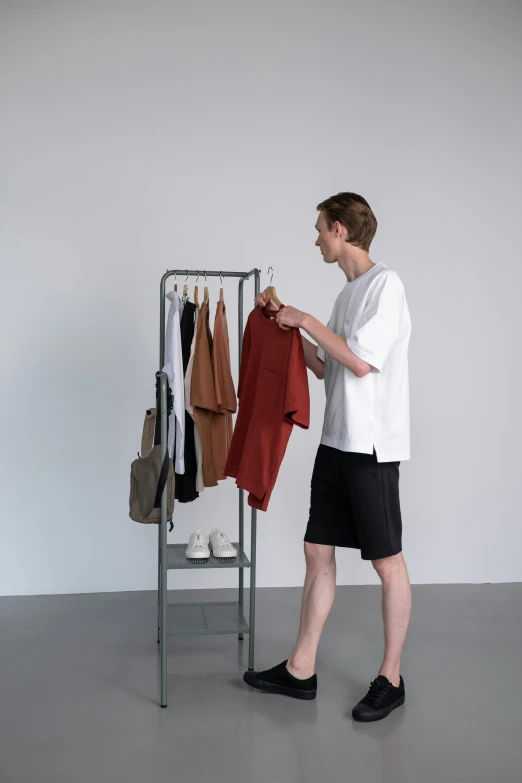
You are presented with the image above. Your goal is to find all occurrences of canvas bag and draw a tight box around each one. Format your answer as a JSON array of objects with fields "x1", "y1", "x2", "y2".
[{"x1": 129, "y1": 407, "x2": 175, "y2": 529}]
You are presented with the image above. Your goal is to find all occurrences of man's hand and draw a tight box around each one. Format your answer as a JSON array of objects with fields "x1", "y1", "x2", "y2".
[
  {"x1": 254, "y1": 293, "x2": 371, "y2": 377},
  {"x1": 276, "y1": 305, "x2": 307, "y2": 331}
]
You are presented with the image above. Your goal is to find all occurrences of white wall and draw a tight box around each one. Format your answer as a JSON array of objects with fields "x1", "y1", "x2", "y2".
[{"x1": 1, "y1": 0, "x2": 521, "y2": 595}]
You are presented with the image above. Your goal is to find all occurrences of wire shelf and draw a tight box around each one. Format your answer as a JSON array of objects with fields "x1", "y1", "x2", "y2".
[
  {"x1": 166, "y1": 543, "x2": 250, "y2": 570},
  {"x1": 167, "y1": 601, "x2": 249, "y2": 636}
]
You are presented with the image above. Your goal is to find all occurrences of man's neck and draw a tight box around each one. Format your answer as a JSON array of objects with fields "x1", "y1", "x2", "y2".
[{"x1": 338, "y1": 252, "x2": 376, "y2": 283}]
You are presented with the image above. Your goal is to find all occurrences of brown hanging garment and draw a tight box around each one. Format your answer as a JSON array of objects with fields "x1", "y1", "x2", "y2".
[
  {"x1": 190, "y1": 300, "x2": 219, "y2": 487},
  {"x1": 211, "y1": 298, "x2": 237, "y2": 480}
]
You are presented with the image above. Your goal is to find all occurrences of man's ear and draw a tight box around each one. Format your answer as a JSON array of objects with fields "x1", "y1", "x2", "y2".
[{"x1": 335, "y1": 221, "x2": 349, "y2": 241}]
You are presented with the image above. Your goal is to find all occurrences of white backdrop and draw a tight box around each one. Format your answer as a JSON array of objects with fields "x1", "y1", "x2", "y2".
[{"x1": 1, "y1": 1, "x2": 521, "y2": 595}]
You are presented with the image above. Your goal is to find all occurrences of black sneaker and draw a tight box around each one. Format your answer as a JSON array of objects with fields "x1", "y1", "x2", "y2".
[
  {"x1": 352, "y1": 675, "x2": 405, "y2": 722},
  {"x1": 243, "y1": 660, "x2": 317, "y2": 700}
]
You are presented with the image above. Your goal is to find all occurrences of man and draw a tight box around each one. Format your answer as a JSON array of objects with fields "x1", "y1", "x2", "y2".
[{"x1": 243, "y1": 192, "x2": 412, "y2": 722}]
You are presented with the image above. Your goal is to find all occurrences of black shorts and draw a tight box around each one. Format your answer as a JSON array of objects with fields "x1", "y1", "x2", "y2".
[{"x1": 304, "y1": 444, "x2": 403, "y2": 561}]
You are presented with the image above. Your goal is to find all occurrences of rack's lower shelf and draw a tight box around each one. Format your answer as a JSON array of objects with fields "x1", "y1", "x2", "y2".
[
  {"x1": 167, "y1": 601, "x2": 249, "y2": 637},
  {"x1": 166, "y1": 543, "x2": 250, "y2": 570}
]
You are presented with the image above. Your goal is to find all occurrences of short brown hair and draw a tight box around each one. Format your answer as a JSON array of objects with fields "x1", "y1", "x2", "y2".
[{"x1": 317, "y1": 192, "x2": 377, "y2": 251}]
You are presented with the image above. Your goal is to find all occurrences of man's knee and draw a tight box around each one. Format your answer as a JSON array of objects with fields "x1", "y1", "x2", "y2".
[
  {"x1": 304, "y1": 541, "x2": 335, "y2": 568},
  {"x1": 371, "y1": 551, "x2": 404, "y2": 577}
]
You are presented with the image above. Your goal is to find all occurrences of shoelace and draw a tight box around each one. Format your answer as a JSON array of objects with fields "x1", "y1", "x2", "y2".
[
  {"x1": 215, "y1": 532, "x2": 229, "y2": 547},
  {"x1": 365, "y1": 679, "x2": 389, "y2": 707},
  {"x1": 264, "y1": 661, "x2": 288, "y2": 683},
  {"x1": 192, "y1": 534, "x2": 207, "y2": 548}
]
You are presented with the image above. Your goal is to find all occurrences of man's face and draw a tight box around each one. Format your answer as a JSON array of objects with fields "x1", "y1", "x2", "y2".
[{"x1": 315, "y1": 211, "x2": 341, "y2": 264}]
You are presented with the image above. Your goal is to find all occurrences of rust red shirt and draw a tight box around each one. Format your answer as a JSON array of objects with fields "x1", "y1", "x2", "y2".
[{"x1": 224, "y1": 304, "x2": 310, "y2": 510}]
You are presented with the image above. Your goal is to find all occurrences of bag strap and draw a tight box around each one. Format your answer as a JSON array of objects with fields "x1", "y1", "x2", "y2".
[
  {"x1": 141, "y1": 408, "x2": 156, "y2": 458},
  {"x1": 153, "y1": 451, "x2": 173, "y2": 532}
]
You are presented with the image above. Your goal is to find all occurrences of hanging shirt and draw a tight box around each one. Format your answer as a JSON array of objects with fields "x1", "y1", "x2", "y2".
[
  {"x1": 175, "y1": 301, "x2": 199, "y2": 502},
  {"x1": 162, "y1": 291, "x2": 185, "y2": 473},
  {"x1": 211, "y1": 300, "x2": 237, "y2": 481},
  {"x1": 185, "y1": 304, "x2": 204, "y2": 493},
  {"x1": 191, "y1": 301, "x2": 219, "y2": 487},
  {"x1": 224, "y1": 304, "x2": 310, "y2": 511},
  {"x1": 318, "y1": 262, "x2": 411, "y2": 462}
]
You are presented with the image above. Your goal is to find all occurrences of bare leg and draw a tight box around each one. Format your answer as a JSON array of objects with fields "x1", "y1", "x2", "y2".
[
  {"x1": 372, "y1": 552, "x2": 412, "y2": 687},
  {"x1": 286, "y1": 542, "x2": 336, "y2": 679}
]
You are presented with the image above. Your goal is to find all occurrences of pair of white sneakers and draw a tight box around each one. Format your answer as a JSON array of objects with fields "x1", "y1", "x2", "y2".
[{"x1": 186, "y1": 529, "x2": 237, "y2": 560}]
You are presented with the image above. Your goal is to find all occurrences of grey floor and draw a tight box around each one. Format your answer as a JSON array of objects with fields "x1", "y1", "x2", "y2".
[{"x1": 1, "y1": 583, "x2": 521, "y2": 783}]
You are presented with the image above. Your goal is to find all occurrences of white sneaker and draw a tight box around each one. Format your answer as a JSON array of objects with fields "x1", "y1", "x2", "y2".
[
  {"x1": 186, "y1": 530, "x2": 210, "y2": 559},
  {"x1": 209, "y1": 529, "x2": 237, "y2": 558}
]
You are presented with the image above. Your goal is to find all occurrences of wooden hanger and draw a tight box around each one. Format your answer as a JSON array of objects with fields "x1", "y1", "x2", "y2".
[
  {"x1": 182, "y1": 284, "x2": 188, "y2": 299},
  {"x1": 263, "y1": 285, "x2": 282, "y2": 310},
  {"x1": 219, "y1": 287, "x2": 224, "y2": 303},
  {"x1": 203, "y1": 286, "x2": 209, "y2": 304},
  {"x1": 194, "y1": 285, "x2": 199, "y2": 306},
  {"x1": 174, "y1": 283, "x2": 178, "y2": 292}
]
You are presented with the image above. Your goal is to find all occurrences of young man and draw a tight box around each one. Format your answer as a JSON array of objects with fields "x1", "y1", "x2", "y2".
[{"x1": 243, "y1": 192, "x2": 412, "y2": 722}]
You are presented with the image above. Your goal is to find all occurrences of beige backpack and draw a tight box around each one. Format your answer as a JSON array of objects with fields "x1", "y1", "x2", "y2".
[{"x1": 129, "y1": 408, "x2": 175, "y2": 529}]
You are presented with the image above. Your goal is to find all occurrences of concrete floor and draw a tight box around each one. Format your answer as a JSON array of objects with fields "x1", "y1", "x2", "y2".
[{"x1": 1, "y1": 583, "x2": 521, "y2": 783}]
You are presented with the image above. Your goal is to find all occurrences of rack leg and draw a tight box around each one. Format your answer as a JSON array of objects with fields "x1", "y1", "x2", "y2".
[
  {"x1": 238, "y1": 487, "x2": 244, "y2": 641},
  {"x1": 238, "y1": 277, "x2": 245, "y2": 643},
  {"x1": 248, "y1": 507, "x2": 257, "y2": 671},
  {"x1": 160, "y1": 374, "x2": 168, "y2": 708},
  {"x1": 160, "y1": 555, "x2": 167, "y2": 706},
  {"x1": 247, "y1": 269, "x2": 260, "y2": 668},
  {"x1": 157, "y1": 525, "x2": 161, "y2": 643}
]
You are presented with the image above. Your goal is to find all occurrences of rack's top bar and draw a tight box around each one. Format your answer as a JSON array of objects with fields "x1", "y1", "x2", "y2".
[{"x1": 163, "y1": 269, "x2": 259, "y2": 280}]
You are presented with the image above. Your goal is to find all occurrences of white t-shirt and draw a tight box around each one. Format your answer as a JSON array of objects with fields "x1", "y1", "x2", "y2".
[{"x1": 317, "y1": 262, "x2": 411, "y2": 462}]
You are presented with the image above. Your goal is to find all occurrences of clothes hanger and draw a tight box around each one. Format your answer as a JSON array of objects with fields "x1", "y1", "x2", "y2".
[
  {"x1": 219, "y1": 272, "x2": 224, "y2": 303},
  {"x1": 182, "y1": 273, "x2": 189, "y2": 303},
  {"x1": 263, "y1": 267, "x2": 282, "y2": 309},
  {"x1": 263, "y1": 285, "x2": 281, "y2": 308},
  {"x1": 174, "y1": 272, "x2": 178, "y2": 293},
  {"x1": 203, "y1": 271, "x2": 209, "y2": 304}
]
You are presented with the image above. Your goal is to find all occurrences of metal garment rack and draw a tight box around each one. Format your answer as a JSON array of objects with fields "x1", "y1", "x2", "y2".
[{"x1": 157, "y1": 268, "x2": 261, "y2": 708}]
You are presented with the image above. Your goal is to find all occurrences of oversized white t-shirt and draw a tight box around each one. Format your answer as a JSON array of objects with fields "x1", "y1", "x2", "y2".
[{"x1": 317, "y1": 262, "x2": 411, "y2": 462}]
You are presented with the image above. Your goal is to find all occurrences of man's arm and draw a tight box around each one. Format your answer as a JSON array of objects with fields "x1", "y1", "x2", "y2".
[
  {"x1": 277, "y1": 306, "x2": 373, "y2": 378},
  {"x1": 301, "y1": 334, "x2": 326, "y2": 380},
  {"x1": 302, "y1": 316, "x2": 373, "y2": 378}
]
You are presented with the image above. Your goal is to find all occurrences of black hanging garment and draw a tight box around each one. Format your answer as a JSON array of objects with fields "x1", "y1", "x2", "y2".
[{"x1": 174, "y1": 301, "x2": 199, "y2": 503}]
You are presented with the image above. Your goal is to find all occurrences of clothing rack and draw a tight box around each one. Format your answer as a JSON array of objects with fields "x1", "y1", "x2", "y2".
[{"x1": 157, "y1": 267, "x2": 261, "y2": 708}]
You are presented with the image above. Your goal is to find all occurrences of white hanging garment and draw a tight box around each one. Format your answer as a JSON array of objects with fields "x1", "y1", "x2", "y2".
[{"x1": 162, "y1": 291, "x2": 185, "y2": 473}]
